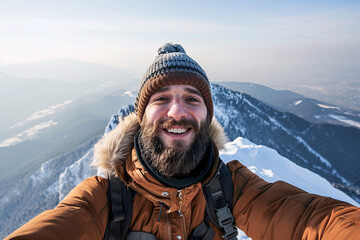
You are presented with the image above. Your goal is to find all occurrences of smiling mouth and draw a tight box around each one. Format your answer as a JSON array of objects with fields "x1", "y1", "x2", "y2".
[{"x1": 166, "y1": 128, "x2": 190, "y2": 134}]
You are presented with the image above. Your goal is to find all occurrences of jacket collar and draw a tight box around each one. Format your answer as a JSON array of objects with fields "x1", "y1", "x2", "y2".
[{"x1": 126, "y1": 147, "x2": 203, "y2": 212}]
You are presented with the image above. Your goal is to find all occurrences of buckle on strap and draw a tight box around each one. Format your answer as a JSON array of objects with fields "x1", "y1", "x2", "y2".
[{"x1": 216, "y1": 204, "x2": 238, "y2": 240}]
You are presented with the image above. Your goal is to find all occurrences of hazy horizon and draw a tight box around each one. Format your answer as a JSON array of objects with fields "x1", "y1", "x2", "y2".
[
  {"x1": 1, "y1": 1, "x2": 360, "y2": 113},
  {"x1": 1, "y1": 1, "x2": 360, "y2": 86}
]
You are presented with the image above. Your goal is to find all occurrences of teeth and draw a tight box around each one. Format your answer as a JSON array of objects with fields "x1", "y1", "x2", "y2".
[{"x1": 167, "y1": 128, "x2": 187, "y2": 134}]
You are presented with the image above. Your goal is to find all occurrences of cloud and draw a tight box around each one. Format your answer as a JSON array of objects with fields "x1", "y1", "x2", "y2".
[
  {"x1": 0, "y1": 120, "x2": 58, "y2": 148},
  {"x1": 11, "y1": 100, "x2": 73, "y2": 128}
]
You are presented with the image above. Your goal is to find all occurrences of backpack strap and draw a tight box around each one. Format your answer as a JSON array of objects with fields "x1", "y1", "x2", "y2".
[
  {"x1": 190, "y1": 216, "x2": 215, "y2": 240},
  {"x1": 202, "y1": 160, "x2": 238, "y2": 240},
  {"x1": 103, "y1": 176, "x2": 135, "y2": 240}
]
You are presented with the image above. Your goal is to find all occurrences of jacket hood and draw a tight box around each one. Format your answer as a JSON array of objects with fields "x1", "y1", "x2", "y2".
[{"x1": 93, "y1": 112, "x2": 228, "y2": 178}]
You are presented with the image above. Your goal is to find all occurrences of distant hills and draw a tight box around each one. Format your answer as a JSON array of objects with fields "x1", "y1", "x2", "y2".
[
  {"x1": 0, "y1": 59, "x2": 139, "y2": 137},
  {"x1": 0, "y1": 72, "x2": 97, "y2": 130},
  {"x1": 0, "y1": 88, "x2": 135, "y2": 181}
]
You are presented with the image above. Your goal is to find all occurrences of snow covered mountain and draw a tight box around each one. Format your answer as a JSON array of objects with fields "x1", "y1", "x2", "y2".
[
  {"x1": 1, "y1": 84, "x2": 360, "y2": 238},
  {"x1": 217, "y1": 82, "x2": 360, "y2": 129},
  {"x1": 211, "y1": 84, "x2": 360, "y2": 203}
]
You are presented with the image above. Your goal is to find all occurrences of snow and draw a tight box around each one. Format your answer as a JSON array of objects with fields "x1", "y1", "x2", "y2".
[
  {"x1": 122, "y1": 91, "x2": 136, "y2": 98},
  {"x1": 44, "y1": 180, "x2": 59, "y2": 197},
  {"x1": 214, "y1": 105, "x2": 231, "y2": 127},
  {"x1": 58, "y1": 148, "x2": 97, "y2": 201},
  {"x1": 328, "y1": 114, "x2": 360, "y2": 129},
  {"x1": 0, "y1": 197, "x2": 9, "y2": 206},
  {"x1": 295, "y1": 136, "x2": 332, "y2": 168},
  {"x1": 244, "y1": 96, "x2": 335, "y2": 170},
  {"x1": 219, "y1": 137, "x2": 359, "y2": 207},
  {"x1": 294, "y1": 100, "x2": 303, "y2": 105},
  {"x1": 11, "y1": 100, "x2": 73, "y2": 128},
  {"x1": 27, "y1": 100, "x2": 73, "y2": 121},
  {"x1": 317, "y1": 104, "x2": 341, "y2": 110},
  {"x1": 0, "y1": 120, "x2": 58, "y2": 147},
  {"x1": 212, "y1": 85, "x2": 350, "y2": 186},
  {"x1": 30, "y1": 156, "x2": 57, "y2": 185}
]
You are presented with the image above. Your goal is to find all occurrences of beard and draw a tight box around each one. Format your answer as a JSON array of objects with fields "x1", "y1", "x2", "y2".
[{"x1": 139, "y1": 117, "x2": 211, "y2": 178}]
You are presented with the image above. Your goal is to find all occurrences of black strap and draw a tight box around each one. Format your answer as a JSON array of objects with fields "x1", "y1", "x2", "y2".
[
  {"x1": 190, "y1": 217, "x2": 215, "y2": 240},
  {"x1": 104, "y1": 176, "x2": 135, "y2": 240},
  {"x1": 202, "y1": 161, "x2": 238, "y2": 240}
]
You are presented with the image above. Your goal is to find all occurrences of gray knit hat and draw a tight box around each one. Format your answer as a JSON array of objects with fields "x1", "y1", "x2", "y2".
[{"x1": 135, "y1": 43, "x2": 213, "y2": 122}]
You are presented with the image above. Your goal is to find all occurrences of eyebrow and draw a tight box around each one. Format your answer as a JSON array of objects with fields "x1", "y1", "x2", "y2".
[
  {"x1": 154, "y1": 86, "x2": 170, "y2": 93},
  {"x1": 184, "y1": 87, "x2": 203, "y2": 97},
  {"x1": 153, "y1": 86, "x2": 203, "y2": 97}
]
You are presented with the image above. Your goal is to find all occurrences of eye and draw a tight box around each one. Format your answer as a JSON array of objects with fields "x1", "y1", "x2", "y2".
[
  {"x1": 154, "y1": 96, "x2": 169, "y2": 102},
  {"x1": 186, "y1": 97, "x2": 200, "y2": 102}
]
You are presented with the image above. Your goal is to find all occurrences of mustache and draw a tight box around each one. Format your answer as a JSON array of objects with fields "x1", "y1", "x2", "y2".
[{"x1": 157, "y1": 119, "x2": 199, "y2": 132}]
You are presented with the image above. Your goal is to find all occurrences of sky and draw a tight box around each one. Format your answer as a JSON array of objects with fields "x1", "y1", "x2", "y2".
[{"x1": 1, "y1": 0, "x2": 360, "y2": 85}]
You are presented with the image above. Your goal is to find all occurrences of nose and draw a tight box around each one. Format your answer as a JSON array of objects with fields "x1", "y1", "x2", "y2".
[{"x1": 167, "y1": 100, "x2": 187, "y2": 121}]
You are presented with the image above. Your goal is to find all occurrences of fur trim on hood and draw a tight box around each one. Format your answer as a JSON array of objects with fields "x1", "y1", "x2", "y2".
[{"x1": 93, "y1": 112, "x2": 228, "y2": 177}]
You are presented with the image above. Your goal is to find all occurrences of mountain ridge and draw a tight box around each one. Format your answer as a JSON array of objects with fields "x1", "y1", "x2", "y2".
[{"x1": 217, "y1": 81, "x2": 360, "y2": 128}]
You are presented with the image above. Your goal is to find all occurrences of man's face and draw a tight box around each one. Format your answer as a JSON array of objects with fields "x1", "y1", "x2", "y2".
[
  {"x1": 143, "y1": 84, "x2": 208, "y2": 149},
  {"x1": 139, "y1": 84, "x2": 210, "y2": 177}
]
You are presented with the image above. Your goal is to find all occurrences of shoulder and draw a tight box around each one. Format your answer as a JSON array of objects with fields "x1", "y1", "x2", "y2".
[
  {"x1": 59, "y1": 176, "x2": 109, "y2": 212},
  {"x1": 226, "y1": 160, "x2": 259, "y2": 184}
]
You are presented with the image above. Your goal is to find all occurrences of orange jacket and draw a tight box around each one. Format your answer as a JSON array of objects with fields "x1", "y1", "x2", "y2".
[{"x1": 5, "y1": 113, "x2": 360, "y2": 240}]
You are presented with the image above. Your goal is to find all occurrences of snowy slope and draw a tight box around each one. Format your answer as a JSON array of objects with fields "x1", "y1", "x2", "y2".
[{"x1": 220, "y1": 137, "x2": 358, "y2": 206}]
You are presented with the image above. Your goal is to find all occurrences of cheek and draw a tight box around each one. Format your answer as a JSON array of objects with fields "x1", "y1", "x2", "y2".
[
  {"x1": 193, "y1": 106, "x2": 207, "y2": 123},
  {"x1": 144, "y1": 106, "x2": 166, "y2": 123}
]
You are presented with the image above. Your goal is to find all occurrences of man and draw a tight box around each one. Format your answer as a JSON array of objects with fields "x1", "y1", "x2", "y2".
[{"x1": 5, "y1": 43, "x2": 360, "y2": 240}]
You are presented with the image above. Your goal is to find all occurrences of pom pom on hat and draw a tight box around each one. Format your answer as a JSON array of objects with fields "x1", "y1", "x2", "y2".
[{"x1": 158, "y1": 43, "x2": 186, "y2": 54}]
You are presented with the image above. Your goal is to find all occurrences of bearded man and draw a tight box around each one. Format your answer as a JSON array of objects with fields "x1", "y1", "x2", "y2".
[{"x1": 5, "y1": 43, "x2": 360, "y2": 240}]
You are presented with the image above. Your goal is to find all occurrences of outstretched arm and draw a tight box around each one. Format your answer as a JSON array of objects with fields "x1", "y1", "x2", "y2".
[
  {"x1": 4, "y1": 176, "x2": 109, "y2": 240},
  {"x1": 228, "y1": 161, "x2": 360, "y2": 240}
]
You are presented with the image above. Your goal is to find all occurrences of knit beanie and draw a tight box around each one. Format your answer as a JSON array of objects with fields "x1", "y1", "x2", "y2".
[{"x1": 135, "y1": 43, "x2": 213, "y2": 122}]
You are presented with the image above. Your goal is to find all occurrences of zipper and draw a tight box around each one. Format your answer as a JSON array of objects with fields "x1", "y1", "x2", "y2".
[
  {"x1": 177, "y1": 189, "x2": 183, "y2": 209},
  {"x1": 177, "y1": 189, "x2": 187, "y2": 238},
  {"x1": 164, "y1": 211, "x2": 172, "y2": 239}
]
